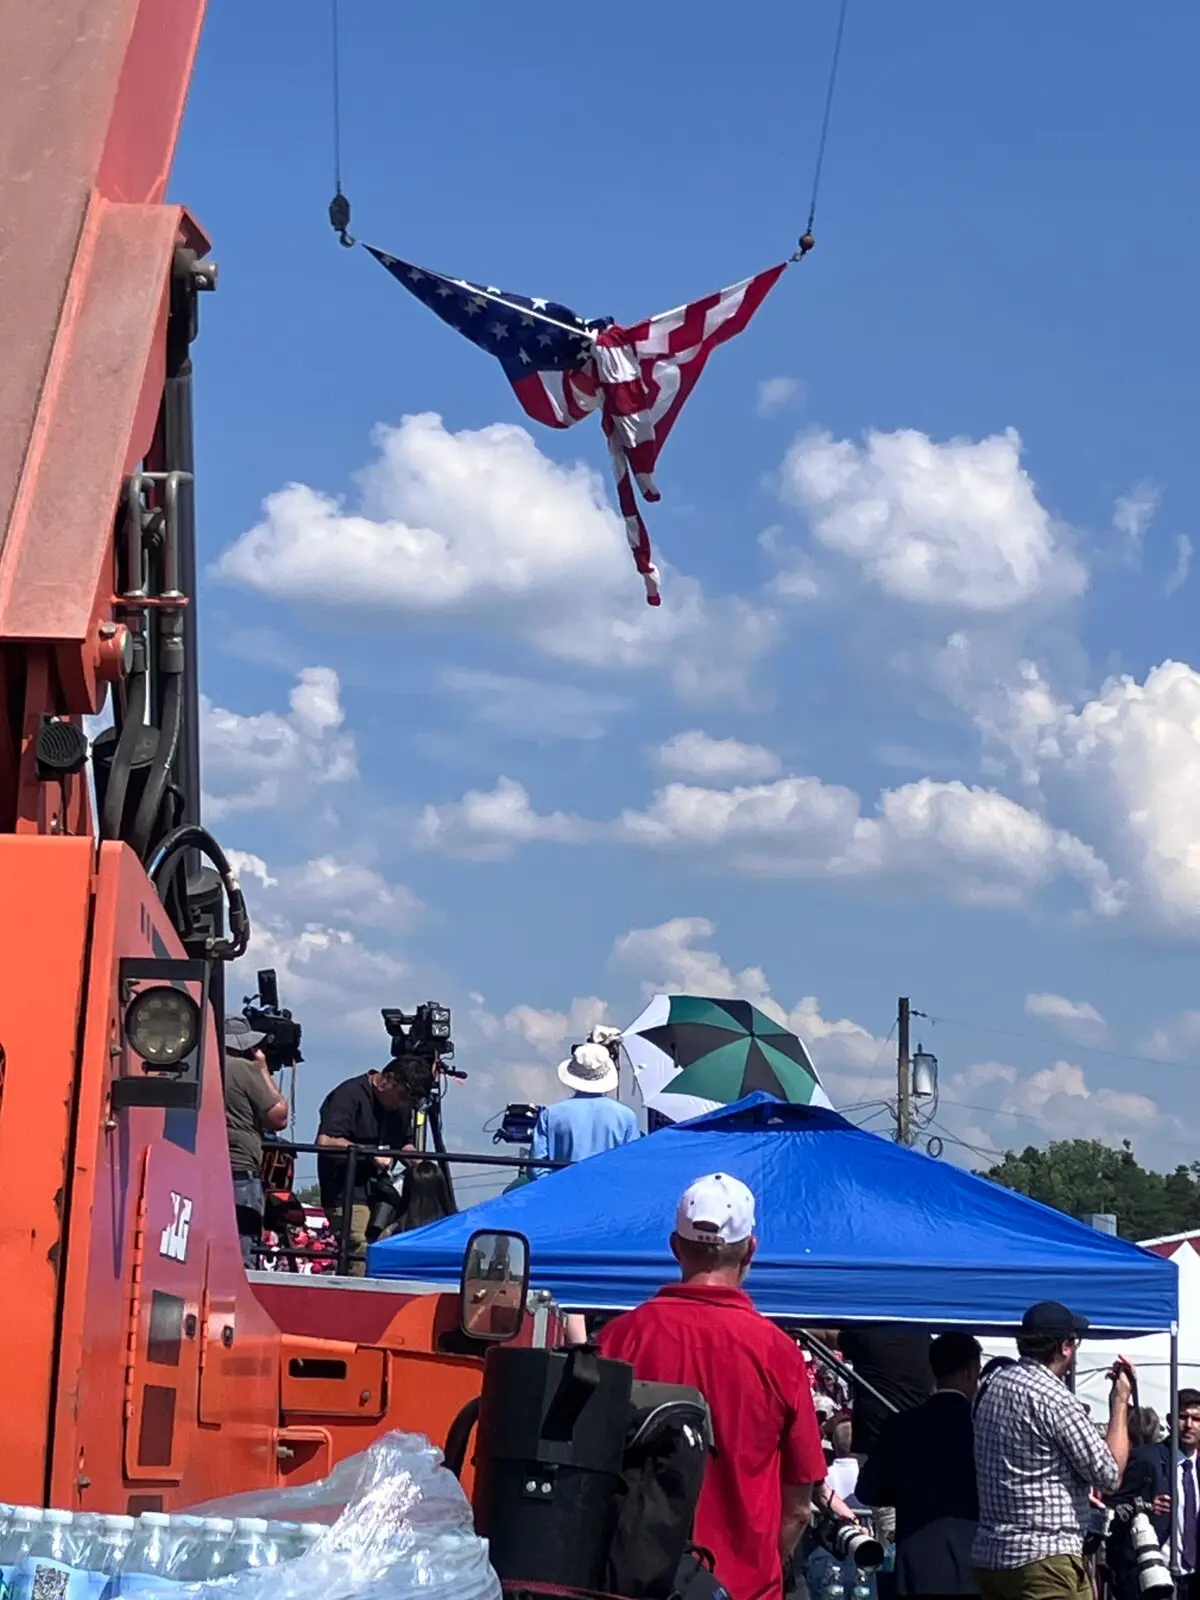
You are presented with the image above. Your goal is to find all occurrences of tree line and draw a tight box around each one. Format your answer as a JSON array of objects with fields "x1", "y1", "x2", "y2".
[{"x1": 985, "y1": 1139, "x2": 1200, "y2": 1241}]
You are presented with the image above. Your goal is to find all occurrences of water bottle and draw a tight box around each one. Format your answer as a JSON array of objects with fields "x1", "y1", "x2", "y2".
[
  {"x1": 851, "y1": 1582, "x2": 873, "y2": 1600},
  {"x1": 160, "y1": 1519, "x2": 205, "y2": 1584},
  {"x1": 296, "y1": 1524, "x2": 325, "y2": 1557},
  {"x1": 176, "y1": 1520, "x2": 234, "y2": 1585},
  {"x1": 264, "y1": 1524, "x2": 305, "y2": 1563},
  {"x1": 12, "y1": 1509, "x2": 88, "y2": 1600},
  {"x1": 0, "y1": 1507, "x2": 33, "y2": 1600},
  {"x1": 108, "y1": 1512, "x2": 177, "y2": 1597},
  {"x1": 84, "y1": 1517, "x2": 134, "y2": 1600},
  {"x1": 225, "y1": 1519, "x2": 276, "y2": 1574}
]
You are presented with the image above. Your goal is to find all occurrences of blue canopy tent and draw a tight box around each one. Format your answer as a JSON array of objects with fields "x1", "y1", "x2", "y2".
[{"x1": 368, "y1": 1095, "x2": 1177, "y2": 1335}]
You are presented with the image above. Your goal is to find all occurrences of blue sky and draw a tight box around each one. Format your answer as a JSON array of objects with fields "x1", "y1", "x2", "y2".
[{"x1": 174, "y1": 0, "x2": 1200, "y2": 1197}]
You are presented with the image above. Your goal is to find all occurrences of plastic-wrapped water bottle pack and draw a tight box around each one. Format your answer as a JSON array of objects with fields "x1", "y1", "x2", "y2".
[{"x1": 0, "y1": 1432, "x2": 499, "y2": 1600}]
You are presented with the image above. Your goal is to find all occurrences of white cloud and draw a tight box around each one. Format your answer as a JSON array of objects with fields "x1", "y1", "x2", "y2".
[
  {"x1": 1113, "y1": 481, "x2": 1160, "y2": 564},
  {"x1": 756, "y1": 377, "x2": 801, "y2": 417},
  {"x1": 1139, "y1": 1010, "x2": 1200, "y2": 1064},
  {"x1": 1024, "y1": 992, "x2": 1107, "y2": 1039},
  {"x1": 983, "y1": 659, "x2": 1200, "y2": 932},
  {"x1": 613, "y1": 773, "x2": 1117, "y2": 911},
  {"x1": 944, "y1": 1058, "x2": 1160, "y2": 1146},
  {"x1": 213, "y1": 412, "x2": 776, "y2": 704},
  {"x1": 653, "y1": 729, "x2": 782, "y2": 784},
  {"x1": 200, "y1": 667, "x2": 356, "y2": 820},
  {"x1": 611, "y1": 916, "x2": 775, "y2": 1007},
  {"x1": 1166, "y1": 534, "x2": 1193, "y2": 597},
  {"x1": 226, "y1": 849, "x2": 415, "y2": 1043},
  {"x1": 413, "y1": 776, "x2": 589, "y2": 860},
  {"x1": 415, "y1": 766, "x2": 1119, "y2": 914},
  {"x1": 780, "y1": 426, "x2": 1086, "y2": 611}
]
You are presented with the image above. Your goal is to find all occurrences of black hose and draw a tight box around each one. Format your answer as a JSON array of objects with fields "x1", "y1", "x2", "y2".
[
  {"x1": 130, "y1": 669, "x2": 182, "y2": 860},
  {"x1": 148, "y1": 824, "x2": 251, "y2": 960},
  {"x1": 101, "y1": 663, "x2": 147, "y2": 840},
  {"x1": 443, "y1": 1398, "x2": 480, "y2": 1480}
]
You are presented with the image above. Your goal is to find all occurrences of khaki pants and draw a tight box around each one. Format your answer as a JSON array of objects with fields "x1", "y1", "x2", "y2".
[
  {"x1": 976, "y1": 1555, "x2": 1091, "y2": 1600},
  {"x1": 327, "y1": 1203, "x2": 372, "y2": 1277}
]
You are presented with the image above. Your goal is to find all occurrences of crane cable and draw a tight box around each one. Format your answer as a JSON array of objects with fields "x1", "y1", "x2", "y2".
[
  {"x1": 793, "y1": 0, "x2": 851, "y2": 262},
  {"x1": 328, "y1": 0, "x2": 355, "y2": 247},
  {"x1": 327, "y1": 0, "x2": 851, "y2": 260}
]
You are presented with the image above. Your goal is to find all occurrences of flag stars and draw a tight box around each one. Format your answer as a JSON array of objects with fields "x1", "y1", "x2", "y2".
[
  {"x1": 532, "y1": 297, "x2": 549, "y2": 309},
  {"x1": 487, "y1": 321, "x2": 508, "y2": 340},
  {"x1": 406, "y1": 267, "x2": 426, "y2": 283},
  {"x1": 465, "y1": 297, "x2": 486, "y2": 315}
]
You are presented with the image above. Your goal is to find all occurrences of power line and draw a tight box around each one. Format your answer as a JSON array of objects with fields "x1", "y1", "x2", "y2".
[{"x1": 926, "y1": 1011, "x2": 1197, "y2": 1076}]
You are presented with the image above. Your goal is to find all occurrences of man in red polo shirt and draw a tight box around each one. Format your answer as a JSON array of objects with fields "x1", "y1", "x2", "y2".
[{"x1": 598, "y1": 1173, "x2": 826, "y2": 1600}]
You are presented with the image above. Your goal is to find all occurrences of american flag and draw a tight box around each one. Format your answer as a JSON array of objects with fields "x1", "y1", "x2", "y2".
[{"x1": 368, "y1": 247, "x2": 788, "y2": 605}]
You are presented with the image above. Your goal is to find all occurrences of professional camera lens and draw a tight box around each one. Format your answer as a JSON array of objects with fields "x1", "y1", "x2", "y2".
[{"x1": 124, "y1": 985, "x2": 200, "y2": 1068}]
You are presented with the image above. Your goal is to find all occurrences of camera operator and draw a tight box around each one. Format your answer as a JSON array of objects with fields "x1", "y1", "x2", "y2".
[
  {"x1": 1108, "y1": 1387, "x2": 1200, "y2": 1599},
  {"x1": 224, "y1": 1015, "x2": 289, "y2": 1269},
  {"x1": 316, "y1": 1057, "x2": 420, "y2": 1275},
  {"x1": 972, "y1": 1301, "x2": 1131, "y2": 1600}
]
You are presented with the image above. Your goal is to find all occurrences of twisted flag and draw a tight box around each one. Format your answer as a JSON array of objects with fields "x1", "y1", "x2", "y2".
[{"x1": 368, "y1": 248, "x2": 788, "y2": 605}]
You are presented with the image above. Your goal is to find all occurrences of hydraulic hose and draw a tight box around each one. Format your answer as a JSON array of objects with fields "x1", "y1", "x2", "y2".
[
  {"x1": 148, "y1": 823, "x2": 251, "y2": 960},
  {"x1": 129, "y1": 668, "x2": 182, "y2": 860},
  {"x1": 100, "y1": 660, "x2": 147, "y2": 840}
]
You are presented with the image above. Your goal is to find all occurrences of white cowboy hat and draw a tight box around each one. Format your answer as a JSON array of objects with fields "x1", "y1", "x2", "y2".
[{"x1": 557, "y1": 1040, "x2": 619, "y2": 1096}]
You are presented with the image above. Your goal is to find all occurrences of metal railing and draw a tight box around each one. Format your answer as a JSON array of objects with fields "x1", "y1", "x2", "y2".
[{"x1": 250, "y1": 1140, "x2": 565, "y2": 1277}]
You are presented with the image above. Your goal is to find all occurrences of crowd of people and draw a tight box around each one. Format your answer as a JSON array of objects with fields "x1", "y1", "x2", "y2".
[
  {"x1": 221, "y1": 1016, "x2": 1199, "y2": 1600},
  {"x1": 597, "y1": 1172, "x2": 1195, "y2": 1600}
]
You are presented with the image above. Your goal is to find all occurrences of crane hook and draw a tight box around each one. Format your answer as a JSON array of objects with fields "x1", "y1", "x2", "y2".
[{"x1": 328, "y1": 191, "x2": 357, "y2": 249}]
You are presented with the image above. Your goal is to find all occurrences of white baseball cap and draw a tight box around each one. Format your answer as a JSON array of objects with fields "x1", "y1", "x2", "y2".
[{"x1": 675, "y1": 1173, "x2": 756, "y2": 1245}]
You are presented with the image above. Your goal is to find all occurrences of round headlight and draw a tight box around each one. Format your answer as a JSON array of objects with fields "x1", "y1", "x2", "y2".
[{"x1": 124, "y1": 985, "x2": 200, "y2": 1068}]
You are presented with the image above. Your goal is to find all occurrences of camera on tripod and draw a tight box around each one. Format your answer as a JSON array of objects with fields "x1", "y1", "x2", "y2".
[
  {"x1": 243, "y1": 968, "x2": 303, "y2": 1073},
  {"x1": 1110, "y1": 1501, "x2": 1174, "y2": 1598},
  {"x1": 382, "y1": 1002, "x2": 454, "y2": 1066}
]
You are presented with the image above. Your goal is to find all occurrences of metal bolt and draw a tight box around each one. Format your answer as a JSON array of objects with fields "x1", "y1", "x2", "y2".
[
  {"x1": 359, "y1": 1389, "x2": 371, "y2": 1403},
  {"x1": 524, "y1": 1481, "x2": 537, "y2": 1494}
]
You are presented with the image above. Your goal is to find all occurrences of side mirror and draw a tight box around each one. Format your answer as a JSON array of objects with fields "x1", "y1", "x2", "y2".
[{"x1": 460, "y1": 1229, "x2": 530, "y2": 1342}]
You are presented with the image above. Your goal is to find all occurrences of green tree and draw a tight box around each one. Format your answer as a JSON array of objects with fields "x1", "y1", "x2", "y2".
[
  {"x1": 985, "y1": 1139, "x2": 1200, "y2": 1241},
  {"x1": 295, "y1": 1182, "x2": 321, "y2": 1206}
]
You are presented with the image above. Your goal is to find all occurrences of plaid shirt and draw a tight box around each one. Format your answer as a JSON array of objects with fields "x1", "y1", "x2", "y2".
[{"x1": 972, "y1": 1358, "x2": 1119, "y2": 1569}]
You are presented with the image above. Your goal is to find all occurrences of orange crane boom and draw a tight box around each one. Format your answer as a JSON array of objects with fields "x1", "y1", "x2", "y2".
[{"x1": 0, "y1": 0, "x2": 537, "y2": 1512}]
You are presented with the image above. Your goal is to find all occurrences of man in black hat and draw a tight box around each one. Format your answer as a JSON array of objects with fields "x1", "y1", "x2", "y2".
[
  {"x1": 972, "y1": 1301, "x2": 1133, "y2": 1600},
  {"x1": 224, "y1": 1013, "x2": 289, "y2": 1269}
]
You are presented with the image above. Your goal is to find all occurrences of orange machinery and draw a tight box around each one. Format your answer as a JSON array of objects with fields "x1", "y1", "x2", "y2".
[{"x1": 0, "y1": 0, "x2": 538, "y2": 1513}]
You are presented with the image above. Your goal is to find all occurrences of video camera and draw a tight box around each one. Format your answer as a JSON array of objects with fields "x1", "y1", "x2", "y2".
[
  {"x1": 242, "y1": 968, "x2": 303, "y2": 1074},
  {"x1": 382, "y1": 1002, "x2": 454, "y2": 1065}
]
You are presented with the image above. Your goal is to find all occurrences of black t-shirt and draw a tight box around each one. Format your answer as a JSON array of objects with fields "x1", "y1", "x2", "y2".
[
  {"x1": 317, "y1": 1074, "x2": 414, "y2": 1209},
  {"x1": 837, "y1": 1324, "x2": 934, "y2": 1455}
]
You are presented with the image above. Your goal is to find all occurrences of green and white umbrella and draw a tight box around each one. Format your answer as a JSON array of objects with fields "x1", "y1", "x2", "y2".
[{"x1": 622, "y1": 993, "x2": 833, "y2": 1125}]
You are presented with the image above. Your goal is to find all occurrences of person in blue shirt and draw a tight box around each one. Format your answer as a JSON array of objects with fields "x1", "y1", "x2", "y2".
[
  {"x1": 529, "y1": 1032, "x2": 640, "y2": 1346},
  {"x1": 529, "y1": 1037, "x2": 641, "y2": 1173}
]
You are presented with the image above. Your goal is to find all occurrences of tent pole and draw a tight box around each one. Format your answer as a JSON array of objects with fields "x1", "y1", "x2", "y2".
[{"x1": 1171, "y1": 1324, "x2": 1180, "y2": 1575}]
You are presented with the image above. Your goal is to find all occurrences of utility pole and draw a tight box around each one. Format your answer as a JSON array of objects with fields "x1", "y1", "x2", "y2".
[{"x1": 896, "y1": 995, "x2": 911, "y2": 1146}]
